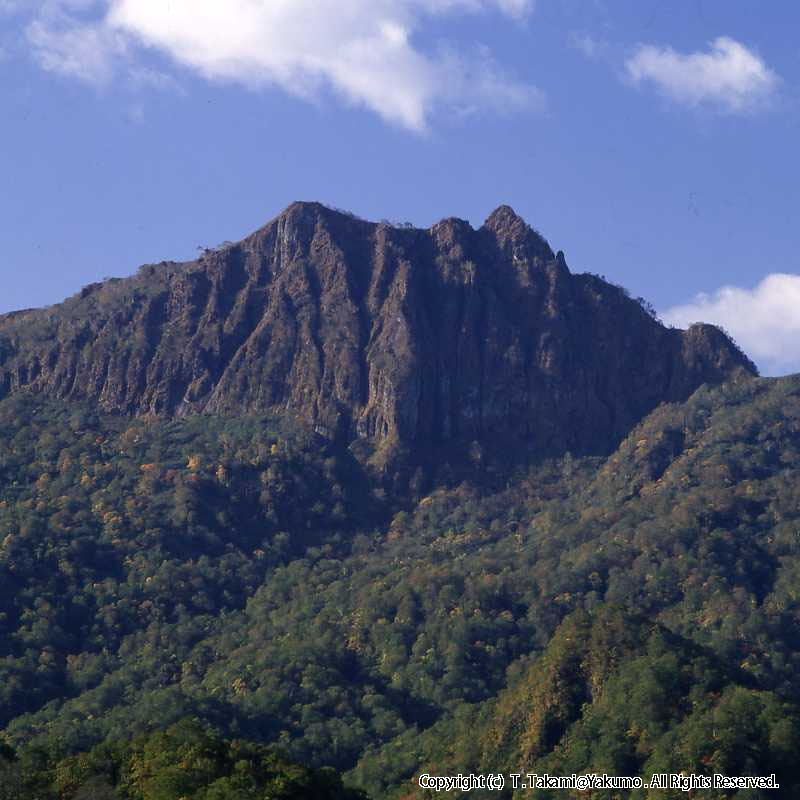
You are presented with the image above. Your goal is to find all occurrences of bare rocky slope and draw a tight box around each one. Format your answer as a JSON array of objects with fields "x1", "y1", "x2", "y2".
[{"x1": 0, "y1": 202, "x2": 756, "y2": 460}]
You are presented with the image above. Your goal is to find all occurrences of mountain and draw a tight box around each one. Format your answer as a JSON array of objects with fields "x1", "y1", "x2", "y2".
[
  {"x1": 4, "y1": 204, "x2": 795, "y2": 799},
  {"x1": 0, "y1": 203, "x2": 755, "y2": 467}
]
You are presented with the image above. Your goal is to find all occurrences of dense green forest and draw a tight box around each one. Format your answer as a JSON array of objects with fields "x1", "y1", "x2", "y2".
[
  {"x1": 4, "y1": 375, "x2": 800, "y2": 796},
  {"x1": 0, "y1": 719, "x2": 366, "y2": 799}
]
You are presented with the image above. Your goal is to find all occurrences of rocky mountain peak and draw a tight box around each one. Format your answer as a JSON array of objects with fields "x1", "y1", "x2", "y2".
[
  {"x1": 483, "y1": 203, "x2": 525, "y2": 231},
  {"x1": 0, "y1": 204, "x2": 756, "y2": 467},
  {"x1": 483, "y1": 204, "x2": 554, "y2": 263}
]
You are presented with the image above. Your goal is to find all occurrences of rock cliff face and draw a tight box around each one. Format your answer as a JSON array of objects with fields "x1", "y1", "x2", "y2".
[{"x1": 0, "y1": 202, "x2": 756, "y2": 456}]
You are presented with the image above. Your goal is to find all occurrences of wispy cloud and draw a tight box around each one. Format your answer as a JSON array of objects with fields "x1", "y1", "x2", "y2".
[
  {"x1": 662, "y1": 274, "x2": 800, "y2": 376},
  {"x1": 494, "y1": 0, "x2": 533, "y2": 19},
  {"x1": 28, "y1": 17, "x2": 127, "y2": 86},
  {"x1": 0, "y1": 0, "x2": 25, "y2": 13},
  {"x1": 625, "y1": 36, "x2": 777, "y2": 113},
  {"x1": 22, "y1": 0, "x2": 541, "y2": 131},
  {"x1": 569, "y1": 32, "x2": 608, "y2": 61}
]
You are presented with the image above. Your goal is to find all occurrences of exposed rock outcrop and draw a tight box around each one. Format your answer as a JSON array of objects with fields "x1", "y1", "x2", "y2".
[{"x1": 0, "y1": 202, "x2": 756, "y2": 458}]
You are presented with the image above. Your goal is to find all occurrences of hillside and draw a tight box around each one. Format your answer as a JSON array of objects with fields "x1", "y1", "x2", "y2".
[
  {"x1": 369, "y1": 606, "x2": 800, "y2": 799},
  {"x1": 3, "y1": 374, "x2": 800, "y2": 796},
  {"x1": 0, "y1": 720, "x2": 367, "y2": 800}
]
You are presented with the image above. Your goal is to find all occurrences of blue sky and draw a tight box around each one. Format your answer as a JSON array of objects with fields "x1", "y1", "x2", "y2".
[{"x1": 2, "y1": 0, "x2": 799, "y2": 374}]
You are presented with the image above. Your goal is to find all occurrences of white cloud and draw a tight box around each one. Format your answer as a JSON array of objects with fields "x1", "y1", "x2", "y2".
[
  {"x1": 494, "y1": 0, "x2": 533, "y2": 19},
  {"x1": 662, "y1": 274, "x2": 800, "y2": 376},
  {"x1": 23, "y1": 0, "x2": 539, "y2": 130},
  {"x1": 24, "y1": 0, "x2": 127, "y2": 85},
  {"x1": 625, "y1": 36, "x2": 777, "y2": 112},
  {"x1": 28, "y1": 16, "x2": 126, "y2": 85}
]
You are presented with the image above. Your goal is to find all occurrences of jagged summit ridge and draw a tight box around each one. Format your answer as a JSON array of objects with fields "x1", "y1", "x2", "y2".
[{"x1": 0, "y1": 202, "x2": 756, "y2": 459}]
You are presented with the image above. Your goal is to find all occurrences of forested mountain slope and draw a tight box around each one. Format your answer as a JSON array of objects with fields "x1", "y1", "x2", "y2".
[
  {"x1": 3, "y1": 374, "x2": 800, "y2": 796},
  {"x1": 363, "y1": 607, "x2": 799, "y2": 799},
  {"x1": 0, "y1": 720, "x2": 367, "y2": 800}
]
